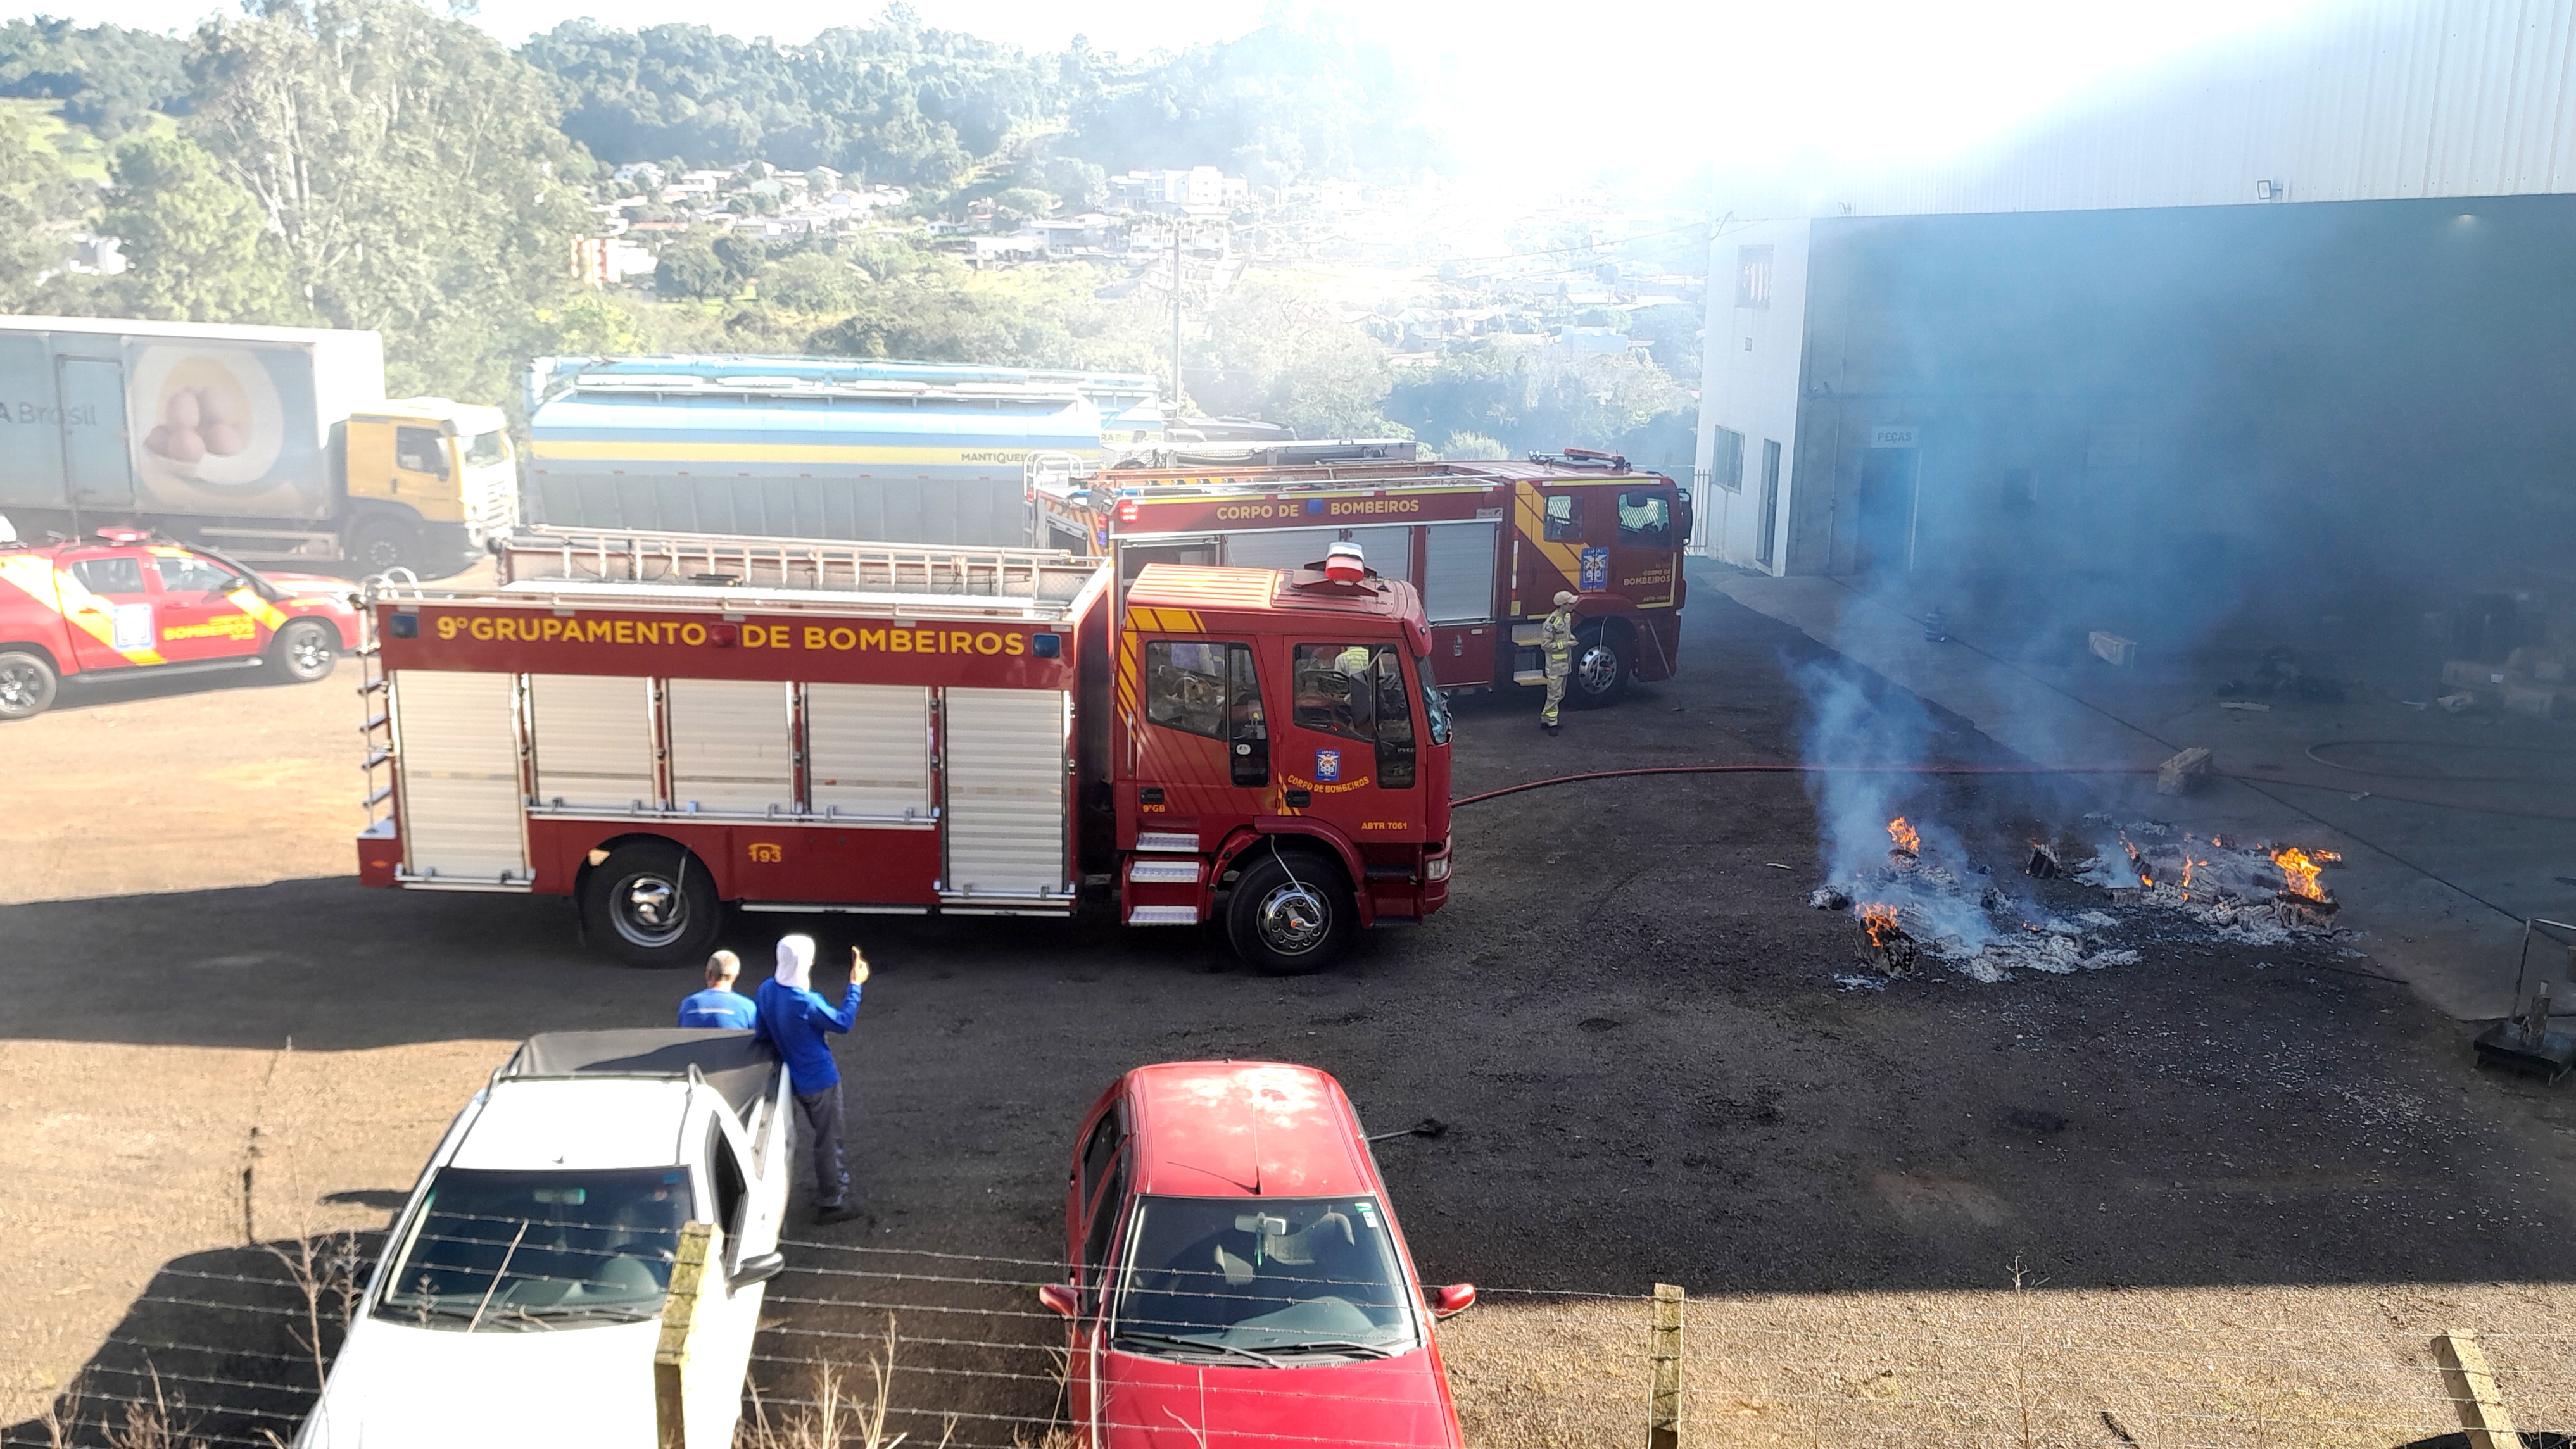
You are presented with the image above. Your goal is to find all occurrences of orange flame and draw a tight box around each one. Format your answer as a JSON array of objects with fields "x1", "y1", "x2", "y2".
[
  {"x1": 1859, "y1": 903, "x2": 1902, "y2": 948},
  {"x1": 1888, "y1": 817, "x2": 1921, "y2": 855},
  {"x1": 2274, "y1": 848, "x2": 2327, "y2": 900}
]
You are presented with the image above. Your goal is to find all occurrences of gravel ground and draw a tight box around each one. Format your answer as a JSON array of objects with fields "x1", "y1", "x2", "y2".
[{"x1": 7, "y1": 585, "x2": 2576, "y2": 1445}]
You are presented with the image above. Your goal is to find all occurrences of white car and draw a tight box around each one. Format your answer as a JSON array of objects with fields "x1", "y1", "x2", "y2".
[{"x1": 298, "y1": 1029, "x2": 792, "y2": 1448}]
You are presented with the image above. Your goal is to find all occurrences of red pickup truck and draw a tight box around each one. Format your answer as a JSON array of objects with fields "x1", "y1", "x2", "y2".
[{"x1": 0, "y1": 523, "x2": 363, "y2": 719}]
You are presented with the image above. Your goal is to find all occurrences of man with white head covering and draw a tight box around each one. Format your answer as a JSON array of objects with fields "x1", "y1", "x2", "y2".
[{"x1": 753, "y1": 934, "x2": 868, "y2": 1224}]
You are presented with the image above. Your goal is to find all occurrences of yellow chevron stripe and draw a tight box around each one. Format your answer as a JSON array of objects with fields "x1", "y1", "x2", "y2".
[{"x1": 227, "y1": 587, "x2": 290, "y2": 631}]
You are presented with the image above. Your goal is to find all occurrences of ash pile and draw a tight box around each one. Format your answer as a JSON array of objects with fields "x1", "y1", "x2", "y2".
[{"x1": 1812, "y1": 815, "x2": 2346, "y2": 988}]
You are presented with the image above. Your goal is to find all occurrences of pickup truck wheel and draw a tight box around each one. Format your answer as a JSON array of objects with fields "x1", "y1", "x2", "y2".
[
  {"x1": 581, "y1": 843, "x2": 722, "y2": 968},
  {"x1": 0, "y1": 650, "x2": 58, "y2": 721},
  {"x1": 351, "y1": 517, "x2": 419, "y2": 576},
  {"x1": 1225, "y1": 851, "x2": 1354, "y2": 975},
  {"x1": 1567, "y1": 625, "x2": 1630, "y2": 709},
  {"x1": 268, "y1": 620, "x2": 338, "y2": 684}
]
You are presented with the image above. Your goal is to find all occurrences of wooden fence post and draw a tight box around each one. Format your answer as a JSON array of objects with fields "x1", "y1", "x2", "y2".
[
  {"x1": 1648, "y1": 1282, "x2": 1684, "y2": 1449},
  {"x1": 657, "y1": 1221, "x2": 721, "y2": 1449},
  {"x1": 2432, "y1": 1329, "x2": 2520, "y2": 1449}
]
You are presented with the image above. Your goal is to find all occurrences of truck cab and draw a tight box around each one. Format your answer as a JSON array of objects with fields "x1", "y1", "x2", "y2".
[
  {"x1": 1112, "y1": 548, "x2": 1453, "y2": 972},
  {"x1": 343, "y1": 399, "x2": 517, "y2": 576}
]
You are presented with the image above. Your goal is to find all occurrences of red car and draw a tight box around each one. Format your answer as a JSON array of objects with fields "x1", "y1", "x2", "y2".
[
  {"x1": 1040, "y1": 1062, "x2": 1477, "y2": 1449},
  {"x1": 0, "y1": 525, "x2": 362, "y2": 719}
]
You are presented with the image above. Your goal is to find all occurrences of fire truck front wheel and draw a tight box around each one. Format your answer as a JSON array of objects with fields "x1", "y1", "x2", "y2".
[
  {"x1": 1567, "y1": 623, "x2": 1631, "y2": 709},
  {"x1": 0, "y1": 649, "x2": 58, "y2": 721},
  {"x1": 581, "y1": 842, "x2": 723, "y2": 968},
  {"x1": 1225, "y1": 850, "x2": 1354, "y2": 975}
]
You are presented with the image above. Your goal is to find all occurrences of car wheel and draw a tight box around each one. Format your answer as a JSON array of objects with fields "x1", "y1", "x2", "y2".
[
  {"x1": 581, "y1": 841, "x2": 722, "y2": 968},
  {"x1": 268, "y1": 619, "x2": 338, "y2": 684},
  {"x1": 1567, "y1": 624, "x2": 1630, "y2": 708},
  {"x1": 1224, "y1": 849, "x2": 1354, "y2": 975},
  {"x1": 0, "y1": 650, "x2": 58, "y2": 721},
  {"x1": 351, "y1": 517, "x2": 419, "y2": 576}
]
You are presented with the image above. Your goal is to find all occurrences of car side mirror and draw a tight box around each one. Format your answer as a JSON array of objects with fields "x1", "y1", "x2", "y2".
[
  {"x1": 1429, "y1": 1283, "x2": 1476, "y2": 1319},
  {"x1": 1037, "y1": 1282, "x2": 1080, "y2": 1319},
  {"x1": 729, "y1": 1251, "x2": 785, "y2": 1291}
]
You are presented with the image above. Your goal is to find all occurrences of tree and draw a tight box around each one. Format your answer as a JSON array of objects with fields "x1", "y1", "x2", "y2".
[
  {"x1": 654, "y1": 236, "x2": 728, "y2": 299},
  {"x1": 184, "y1": 0, "x2": 593, "y2": 400},
  {"x1": 96, "y1": 132, "x2": 301, "y2": 322},
  {"x1": 0, "y1": 17, "x2": 189, "y2": 134},
  {"x1": 0, "y1": 110, "x2": 89, "y2": 310},
  {"x1": 1192, "y1": 276, "x2": 1401, "y2": 437}
]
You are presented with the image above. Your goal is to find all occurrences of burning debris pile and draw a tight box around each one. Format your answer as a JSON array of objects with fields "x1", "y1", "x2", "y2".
[
  {"x1": 1815, "y1": 812, "x2": 2348, "y2": 987},
  {"x1": 1790, "y1": 660, "x2": 2349, "y2": 990}
]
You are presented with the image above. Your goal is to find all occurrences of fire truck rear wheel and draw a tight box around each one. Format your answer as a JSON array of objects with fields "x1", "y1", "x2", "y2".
[
  {"x1": 268, "y1": 620, "x2": 338, "y2": 684},
  {"x1": 1225, "y1": 851, "x2": 1354, "y2": 976},
  {"x1": 1567, "y1": 624, "x2": 1630, "y2": 709},
  {"x1": 0, "y1": 649, "x2": 58, "y2": 721},
  {"x1": 582, "y1": 842, "x2": 723, "y2": 968}
]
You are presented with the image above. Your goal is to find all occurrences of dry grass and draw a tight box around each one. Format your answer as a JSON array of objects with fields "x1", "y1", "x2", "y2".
[{"x1": 1438, "y1": 1283, "x2": 2576, "y2": 1448}]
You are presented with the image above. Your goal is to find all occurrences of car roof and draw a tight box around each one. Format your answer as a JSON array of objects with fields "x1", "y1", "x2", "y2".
[
  {"x1": 1123, "y1": 1061, "x2": 1378, "y2": 1200},
  {"x1": 450, "y1": 1079, "x2": 695, "y2": 1172}
]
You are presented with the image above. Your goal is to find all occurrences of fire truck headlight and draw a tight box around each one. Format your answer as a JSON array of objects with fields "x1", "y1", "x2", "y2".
[{"x1": 1425, "y1": 855, "x2": 1450, "y2": 882}]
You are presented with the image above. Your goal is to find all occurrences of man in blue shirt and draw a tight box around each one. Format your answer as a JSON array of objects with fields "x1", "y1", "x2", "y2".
[
  {"x1": 677, "y1": 951, "x2": 757, "y2": 1029},
  {"x1": 754, "y1": 934, "x2": 867, "y2": 1225}
]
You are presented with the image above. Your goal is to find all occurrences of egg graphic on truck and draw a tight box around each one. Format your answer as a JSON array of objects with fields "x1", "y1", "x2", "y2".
[{"x1": 129, "y1": 346, "x2": 284, "y2": 495}]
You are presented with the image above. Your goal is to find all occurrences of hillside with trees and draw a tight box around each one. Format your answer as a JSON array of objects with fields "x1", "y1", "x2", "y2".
[{"x1": 0, "y1": 0, "x2": 1693, "y2": 466}]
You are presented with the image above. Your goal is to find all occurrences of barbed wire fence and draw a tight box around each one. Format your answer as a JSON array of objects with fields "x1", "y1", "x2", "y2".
[{"x1": 5, "y1": 1220, "x2": 2572, "y2": 1449}]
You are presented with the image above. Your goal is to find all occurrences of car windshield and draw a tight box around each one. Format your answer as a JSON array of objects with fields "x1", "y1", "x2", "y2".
[
  {"x1": 374, "y1": 1166, "x2": 691, "y2": 1331},
  {"x1": 1113, "y1": 1195, "x2": 1417, "y2": 1358}
]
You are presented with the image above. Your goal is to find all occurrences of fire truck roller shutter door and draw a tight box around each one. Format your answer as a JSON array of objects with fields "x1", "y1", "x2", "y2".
[
  {"x1": 1422, "y1": 520, "x2": 1500, "y2": 624},
  {"x1": 529, "y1": 674, "x2": 659, "y2": 812},
  {"x1": 391, "y1": 670, "x2": 527, "y2": 882},
  {"x1": 666, "y1": 678, "x2": 797, "y2": 815},
  {"x1": 1337, "y1": 524, "x2": 1416, "y2": 583},
  {"x1": 942, "y1": 687, "x2": 1071, "y2": 899},
  {"x1": 1220, "y1": 527, "x2": 1339, "y2": 573},
  {"x1": 805, "y1": 684, "x2": 932, "y2": 820}
]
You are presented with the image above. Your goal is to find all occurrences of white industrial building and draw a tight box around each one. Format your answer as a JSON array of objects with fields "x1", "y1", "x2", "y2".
[{"x1": 1693, "y1": 0, "x2": 2576, "y2": 599}]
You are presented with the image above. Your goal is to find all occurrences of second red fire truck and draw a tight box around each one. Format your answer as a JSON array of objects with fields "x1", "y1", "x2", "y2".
[
  {"x1": 355, "y1": 527, "x2": 1451, "y2": 972},
  {"x1": 1030, "y1": 444, "x2": 1690, "y2": 710}
]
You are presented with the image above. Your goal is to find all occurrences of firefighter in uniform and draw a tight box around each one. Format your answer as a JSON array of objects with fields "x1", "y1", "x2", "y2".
[{"x1": 1540, "y1": 589, "x2": 1577, "y2": 735}]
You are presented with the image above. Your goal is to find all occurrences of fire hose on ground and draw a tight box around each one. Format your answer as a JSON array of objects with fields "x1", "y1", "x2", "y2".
[{"x1": 1449, "y1": 760, "x2": 2576, "y2": 820}]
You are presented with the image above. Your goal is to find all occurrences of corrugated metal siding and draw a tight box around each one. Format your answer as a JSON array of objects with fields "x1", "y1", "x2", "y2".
[
  {"x1": 392, "y1": 670, "x2": 526, "y2": 882},
  {"x1": 806, "y1": 683, "x2": 932, "y2": 820},
  {"x1": 942, "y1": 687, "x2": 1070, "y2": 898},
  {"x1": 1789, "y1": 0, "x2": 2576, "y2": 216},
  {"x1": 1421, "y1": 520, "x2": 1499, "y2": 622},
  {"x1": 666, "y1": 678, "x2": 795, "y2": 815},
  {"x1": 529, "y1": 674, "x2": 658, "y2": 812}
]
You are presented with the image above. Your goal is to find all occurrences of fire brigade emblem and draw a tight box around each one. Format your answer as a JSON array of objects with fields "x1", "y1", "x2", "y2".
[
  {"x1": 1315, "y1": 750, "x2": 1341, "y2": 782},
  {"x1": 1579, "y1": 547, "x2": 1609, "y2": 592}
]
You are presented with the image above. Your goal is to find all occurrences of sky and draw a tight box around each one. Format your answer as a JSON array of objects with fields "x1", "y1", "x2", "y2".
[{"x1": 8, "y1": 0, "x2": 2335, "y2": 179}]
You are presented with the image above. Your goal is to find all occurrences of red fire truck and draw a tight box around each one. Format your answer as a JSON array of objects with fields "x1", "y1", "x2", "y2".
[
  {"x1": 353, "y1": 527, "x2": 1452, "y2": 972},
  {"x1": 1030, "y1": 446, "x2": 1689, "y2": 708}
]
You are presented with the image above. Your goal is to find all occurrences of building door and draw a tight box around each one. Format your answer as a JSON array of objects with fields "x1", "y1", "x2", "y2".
[
  {"x1": 1855, "y1": 446, "x2": 1919, "y2": 575},
  {"x1": 56, "y1": 357, "x2": 133, "y2": 513}
]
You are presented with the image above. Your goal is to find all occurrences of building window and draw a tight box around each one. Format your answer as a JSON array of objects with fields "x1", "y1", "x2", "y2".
[
  {"x1": 1708, "y1": 427, "x2": 1745, "y2": 492},
  {"x1": 1734, "y1": 246, "x2": 1774, "y2": 310}
]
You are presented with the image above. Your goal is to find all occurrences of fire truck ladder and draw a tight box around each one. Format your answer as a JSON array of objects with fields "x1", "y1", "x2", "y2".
[
  {"x1": 355, "y1": 570, "x2": 424, "y2": 835},
  {"x1": 497, "y1": 527, "x2": 1080, "y2": 599}
]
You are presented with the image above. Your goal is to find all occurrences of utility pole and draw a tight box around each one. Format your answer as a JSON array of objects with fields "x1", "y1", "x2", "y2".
[{"x1": 1170, "y1": 223, "x2": 1184, "y2": 415}]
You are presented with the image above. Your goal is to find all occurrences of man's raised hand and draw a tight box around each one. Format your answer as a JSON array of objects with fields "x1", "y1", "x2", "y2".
[{"x1": 849, "y1": 946, "x2": 871, "y2": 986}]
